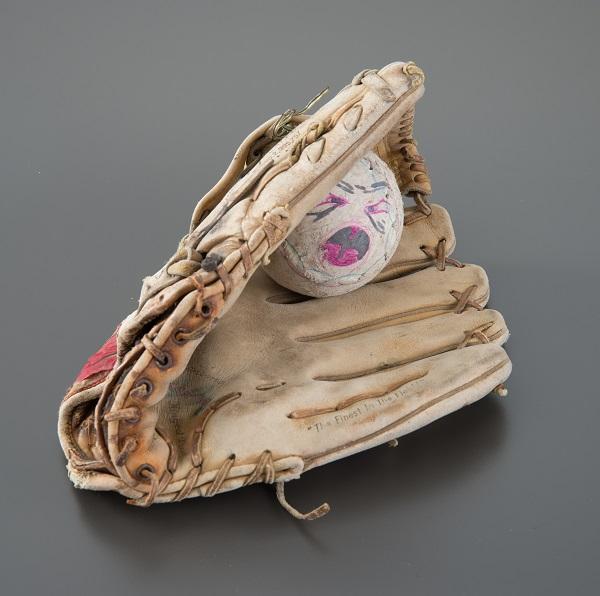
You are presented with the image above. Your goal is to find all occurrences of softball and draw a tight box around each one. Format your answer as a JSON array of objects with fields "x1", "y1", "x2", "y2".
[{"x1": 263, "y1": 151, "x2": 403, "y2": 297}]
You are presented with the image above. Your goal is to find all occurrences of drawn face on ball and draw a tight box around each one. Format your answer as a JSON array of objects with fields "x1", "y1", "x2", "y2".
[
  {"x1": 309, "y1": 187, "x2": 394, "y2": 267},
  {"x1": 267, "y1": 151, "x2": 403, "y2": 296}
]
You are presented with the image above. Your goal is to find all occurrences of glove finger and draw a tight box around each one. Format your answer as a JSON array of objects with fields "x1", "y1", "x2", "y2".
[
  {"x1": 286, "y1": 263, "x2": 489, "y2": 340},
  {"x1": 301, "y1": 343, "x2": 511, "y2": 472},
  {"x1": 375, "y1": 203, "x2": 456, "y2": 282},
  {"x1": 196, "y1": 343, "x2": 511, "y2": 485},
  {"x1": 305, "y1": 308, "x2": 508, "y2": 382}
]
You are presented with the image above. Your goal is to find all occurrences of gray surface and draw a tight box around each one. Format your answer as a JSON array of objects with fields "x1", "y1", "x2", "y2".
[{"x1": 1, "y1": 1, "x2": 599, "y2": 594}]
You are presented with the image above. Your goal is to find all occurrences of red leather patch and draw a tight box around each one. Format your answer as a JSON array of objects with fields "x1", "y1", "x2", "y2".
[{"x1": 75, "y1": 330, "x2": 118, "y2": 382}]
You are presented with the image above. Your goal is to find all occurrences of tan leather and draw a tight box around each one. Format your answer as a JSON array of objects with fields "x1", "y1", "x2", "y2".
[
  {"x1": 376, "y1": 203, "x2": 455, "y2": 281},
  {"x1": 148, "y1": 258, "x2": 508, "y2": 505},
  {"x1": 376, "y1": 106, "x2": 432, "y2": 197},
  {"x1": 57, "y1": 61, "x2": 511, "y2": 516},
  {"x1": 58, "y1": 205, "x2": 510, "y2": 511}
]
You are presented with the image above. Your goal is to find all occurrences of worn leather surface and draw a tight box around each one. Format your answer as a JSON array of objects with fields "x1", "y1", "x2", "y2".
[
  {"x1": 149, "y1": 208, "x2": 510, "y2": 503},
  {"x1": 59, "y1": 203, "x2": 510, "y2": 506},
  {"x1": 57, "y1": 61, "x2": 511, "y2": 512}
]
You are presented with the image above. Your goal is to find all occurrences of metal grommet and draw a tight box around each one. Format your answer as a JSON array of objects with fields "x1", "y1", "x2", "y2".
[
  {"x1": 134, "y1": 463, "x2": 156, "y2": 482},
  {"x1": 155, "y1": 351, "x2": 173, "y2": 370},
  {"x1": 130, "y1": 378, "x2": 153, "y2": 400},
  {"x1": 173, "y1": 328, "x2": 188, "y2": 345},
  {"x1": 200, "y1": 302, "x2": 213, "y2": 318},
  {"x1": 126, "y1": 407, "x2": 142, "y2": 425}
]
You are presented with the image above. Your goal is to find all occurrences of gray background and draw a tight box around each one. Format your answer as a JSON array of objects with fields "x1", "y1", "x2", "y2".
[{"x1": 1, "y1": 1, "x2": 599, "y2": 594}]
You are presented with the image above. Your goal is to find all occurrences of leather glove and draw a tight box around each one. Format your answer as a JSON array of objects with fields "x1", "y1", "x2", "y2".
[{"x1": 58, "y1": 61, "x2": 511, "y2": 519}]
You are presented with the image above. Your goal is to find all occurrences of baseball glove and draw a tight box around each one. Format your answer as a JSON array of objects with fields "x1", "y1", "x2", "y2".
[{"x1": 58, "y1": 62, "x2": 511, "y2": 519}]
